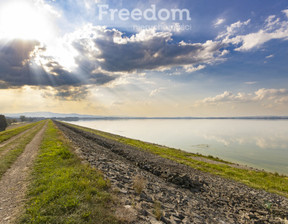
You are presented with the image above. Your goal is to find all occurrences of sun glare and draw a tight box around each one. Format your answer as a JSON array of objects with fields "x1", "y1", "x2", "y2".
[{"x1": 0, "y1": 1, "x2": 54, "y2": 42}]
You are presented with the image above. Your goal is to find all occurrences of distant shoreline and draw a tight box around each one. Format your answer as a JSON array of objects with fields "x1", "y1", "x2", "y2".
[
  {"x1": 5, "y1": 112, "x2": 288, "y2": 120},
  {"x1": 56, "y1": 116, "x2": 288, "y2": 121}
]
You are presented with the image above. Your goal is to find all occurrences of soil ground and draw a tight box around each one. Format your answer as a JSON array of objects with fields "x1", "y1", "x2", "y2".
[{"x1": 0, "y1": 123, "x2": 46, "y2": 223}]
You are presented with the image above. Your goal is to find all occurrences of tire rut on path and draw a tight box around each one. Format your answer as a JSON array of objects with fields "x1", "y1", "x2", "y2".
[{"x1": 0, "y1": 122, "x2": 47, "y2": 224}]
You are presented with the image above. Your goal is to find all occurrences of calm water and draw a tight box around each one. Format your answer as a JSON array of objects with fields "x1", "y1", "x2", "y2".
[{"x1": 68, "y1": 119, "x2": 288, "y2": 175}]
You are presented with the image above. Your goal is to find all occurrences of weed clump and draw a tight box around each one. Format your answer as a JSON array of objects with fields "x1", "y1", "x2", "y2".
[
  {"x1": 154, "y1": 201, "x2": 162, "y2": 220},
  {"x1": 133, "y1": 175, "x2": 146, "y2": 194}
]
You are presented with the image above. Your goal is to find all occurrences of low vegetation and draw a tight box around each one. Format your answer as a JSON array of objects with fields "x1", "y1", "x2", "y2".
[
  {"x1": 0, "y1": 114, "x2": 8, "y2": 131},
  {"x1": 65, "y1": 122, "x2": 288, "y2": 198},
  {"x1": 0, "y1": 121, "x2": 45, "y2": 178},
  {"x1": 20, "y1": 121, "x2": 120, "y2": 224},
  {"x1": 133, "y1": 175, "x2": 146, "y2": 195},
  {"x1": 0, "y1": 122, "x2": 39, "y2": 143},
  {"x1": 153, "y1": 201, "x2": 162, "y2": 221}
]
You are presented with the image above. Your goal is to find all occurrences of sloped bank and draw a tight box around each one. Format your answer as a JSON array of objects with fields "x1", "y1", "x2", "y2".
[{"x1": 55, "y1": 121, "x2": 288, "y2": 224}]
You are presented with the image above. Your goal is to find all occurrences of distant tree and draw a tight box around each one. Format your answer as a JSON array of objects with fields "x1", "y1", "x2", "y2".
[
  {"x1": 0, "y1": 115, "x2": 8, "y2": 132},
  {"x1": 6, "y1": 118, "x2": 18, "y2": 125},
  {"x1": 20, "y1": 115, "x2": 26, "y2": 122},
  {"x1": 6, "y1": 118, "x2": 12, "y2": 126}
]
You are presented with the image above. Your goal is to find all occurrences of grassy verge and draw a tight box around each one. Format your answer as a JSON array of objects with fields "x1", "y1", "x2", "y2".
[
  {"x1": 19, "y1": 120, "x2": 119, "y2": 224},
  {"x1": 0, "y1": 139, "x2": 17, "y2": 154},
  {"x1": 64, "y1": 122, "x2": 288, "y2": 198},
  {"x1": 0, "y1": 122, "x2": 40, "y2": 143},
  {"x1": 0, "y1": 121, "x2": 45, "y2": 178}
]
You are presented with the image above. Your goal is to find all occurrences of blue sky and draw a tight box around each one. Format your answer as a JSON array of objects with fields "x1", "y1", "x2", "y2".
[{"x1": 0, "y1": 0, "x2": 287, "y2": 116}]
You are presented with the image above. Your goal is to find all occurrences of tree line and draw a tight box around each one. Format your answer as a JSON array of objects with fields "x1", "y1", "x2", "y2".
[{"x1": 0, "y1": 115, "x2": 31, "y2": 132}]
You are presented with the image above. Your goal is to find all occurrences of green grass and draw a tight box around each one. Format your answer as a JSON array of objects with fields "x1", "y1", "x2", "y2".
[
  {"x1": 0, "y1": 122, "x2": 40, "y2": 143},
  {"x1": 0, "y1": 121, "x2": 45, "y2": 178},
  {"x1": 64, "y1": 122, "x2": 288, "y2": 198},
  {"x1": 0, "y1": 138, "x2": 17, "y2": 154},
  {"x1": 19, "y1": 121, "x2": 120, "y2": 224}
]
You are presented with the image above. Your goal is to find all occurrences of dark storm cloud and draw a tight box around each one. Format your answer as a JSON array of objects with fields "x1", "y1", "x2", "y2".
[
  {"x1": 71, "y1": 27, "x2": 226, "y2": 73},
  {"x1": 0, "y1": 30, "x2": 225, "y2": 90},
  {"x1": 0, "y1": 39, "x2": 116, "y2": 89},
  {"x1": 0, "y1": 39, "x2": 39, "y2": 86},
  {"x1": 0, "y1": 27, "x2": 227, "y2": 100}
]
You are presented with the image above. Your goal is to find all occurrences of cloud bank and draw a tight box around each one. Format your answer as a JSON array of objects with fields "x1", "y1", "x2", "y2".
[
  {"x1": 1, "y1": 6, "x2": 288, "y2": 101},
  {"x1": 0, "y1": 26, "x2": 228, "y2": 100},
  {"x1": 198, "y1": 88, "x2": 288, "y2": 105}
]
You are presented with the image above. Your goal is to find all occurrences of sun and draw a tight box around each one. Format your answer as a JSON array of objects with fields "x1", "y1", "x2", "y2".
[{"x1": 0, "y1": 1, "x2": 54, "y2": 42}]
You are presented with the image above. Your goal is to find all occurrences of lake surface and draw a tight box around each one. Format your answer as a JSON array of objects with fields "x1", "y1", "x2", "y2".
[{"x1": 67, "y1": 119, "x2": 288, "y2": 175}]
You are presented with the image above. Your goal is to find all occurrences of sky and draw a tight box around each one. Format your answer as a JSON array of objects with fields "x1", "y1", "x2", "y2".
[{"x1": 0, "y1": 0, "x2": 288, "y2": 117}]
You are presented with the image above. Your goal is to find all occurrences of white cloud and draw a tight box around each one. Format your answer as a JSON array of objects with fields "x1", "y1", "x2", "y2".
[
  {"x1": 218, "y1": 10, "x2": 288, "y2": 51},
  {"x1": 217, "y1": 19, "x2": 251, "y2": 40},
  {"x1": 34, "y1": 0, "x2": 61, "y2": 18},
  {"x1": 149, "y1": 87, "x2": 166, "y2": 97},
  {"x1": 197, "y1": 88, "x2": 288, "y2": 105},
  {"x1": 275, "y1": 96, "x2": 288, "y2": 103},
  {"x1": 244, "y1": 81, "x2": 257, "y2": 85},
  {"x1": 129, "y1": 28, "x2": 172, "y2": 42},
  {"x1": 282, "y1": 9, "x2": 288, "y2": 18},
  {"x1": 220, "y1": 49, "x2": 229, "y2": 56},
  {"x1": 184, "y1": 64, "x2": 206, "y2": 73},
  {"x1": 214, "y1": 18, "x2": 225, "y2": 27},
  {"x1": 200, "y1": 91, "x2": 250, "y2": 104},
  {"x1": 264, "y1": 15, "x2": 280, "y2": 30},
  {"x1": 254, "y1": 88, "x2": 288, "y2": 101},
  {"x1": 265, "y1": 54, "x2": 274, "y2": 59}
]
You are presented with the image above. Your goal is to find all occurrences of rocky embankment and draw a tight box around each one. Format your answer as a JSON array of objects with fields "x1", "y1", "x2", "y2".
[{"x1": 54, "y1": 121, "x2": 288, "y2": 224}]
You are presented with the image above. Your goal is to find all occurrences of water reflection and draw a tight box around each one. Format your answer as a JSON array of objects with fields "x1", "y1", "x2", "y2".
[
  {"x1": 68, "y1": 119, "x2": 288, "y2": 174},
  {"x1": 202, "y1": 134, "x2": 288, "y2": 149}
]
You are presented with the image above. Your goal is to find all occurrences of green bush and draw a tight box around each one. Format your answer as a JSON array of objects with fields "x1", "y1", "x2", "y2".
[{"x1": 0, "y1": 115, "x2": 8, "y2": 132}]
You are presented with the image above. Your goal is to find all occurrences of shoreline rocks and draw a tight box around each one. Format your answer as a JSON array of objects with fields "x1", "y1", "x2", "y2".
[{"x1": 55, "y1": 121, "x2": 288, "y2": 224}]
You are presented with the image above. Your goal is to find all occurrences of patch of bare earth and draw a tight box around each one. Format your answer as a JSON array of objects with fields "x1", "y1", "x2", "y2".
[{"x1": 0, "y1": 123, "x2": 47, "y2": 223}]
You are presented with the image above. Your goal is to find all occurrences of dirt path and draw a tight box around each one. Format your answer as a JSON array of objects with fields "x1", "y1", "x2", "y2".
[
  {"x1": 0, "y1": 123, "x2": 47, "y2": 224},
  {"x1": 0, "y1": 125, "x2": 37, "y2": 149}
]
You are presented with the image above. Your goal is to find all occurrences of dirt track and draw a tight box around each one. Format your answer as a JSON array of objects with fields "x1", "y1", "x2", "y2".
[
  {"x1": 0, "y1": 125, "x2": 40, "y2": 157},
  {"x1": 55, "y1": 121, "x2": 288, "y2": 224},
  {"x1": 0, "y1": 123, "x2": 46, "y2": 224}
]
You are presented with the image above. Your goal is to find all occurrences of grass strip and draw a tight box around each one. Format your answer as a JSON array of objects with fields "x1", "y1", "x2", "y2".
[
  {"x1": 0, "y1": 140, "x2": 17, "y2": 155},
  {"x1": 0, "y1": 121, "x2": 45, "y2": 178},
  {"x1": 65, "y1": 122, "x2": 288, "y2": 198},
  {"x1": 19, "y1": 120, "x2": 119, "y2": 224},
  {"x1": 0, "y1": 122, "x2": 40, "y2": 143}
]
